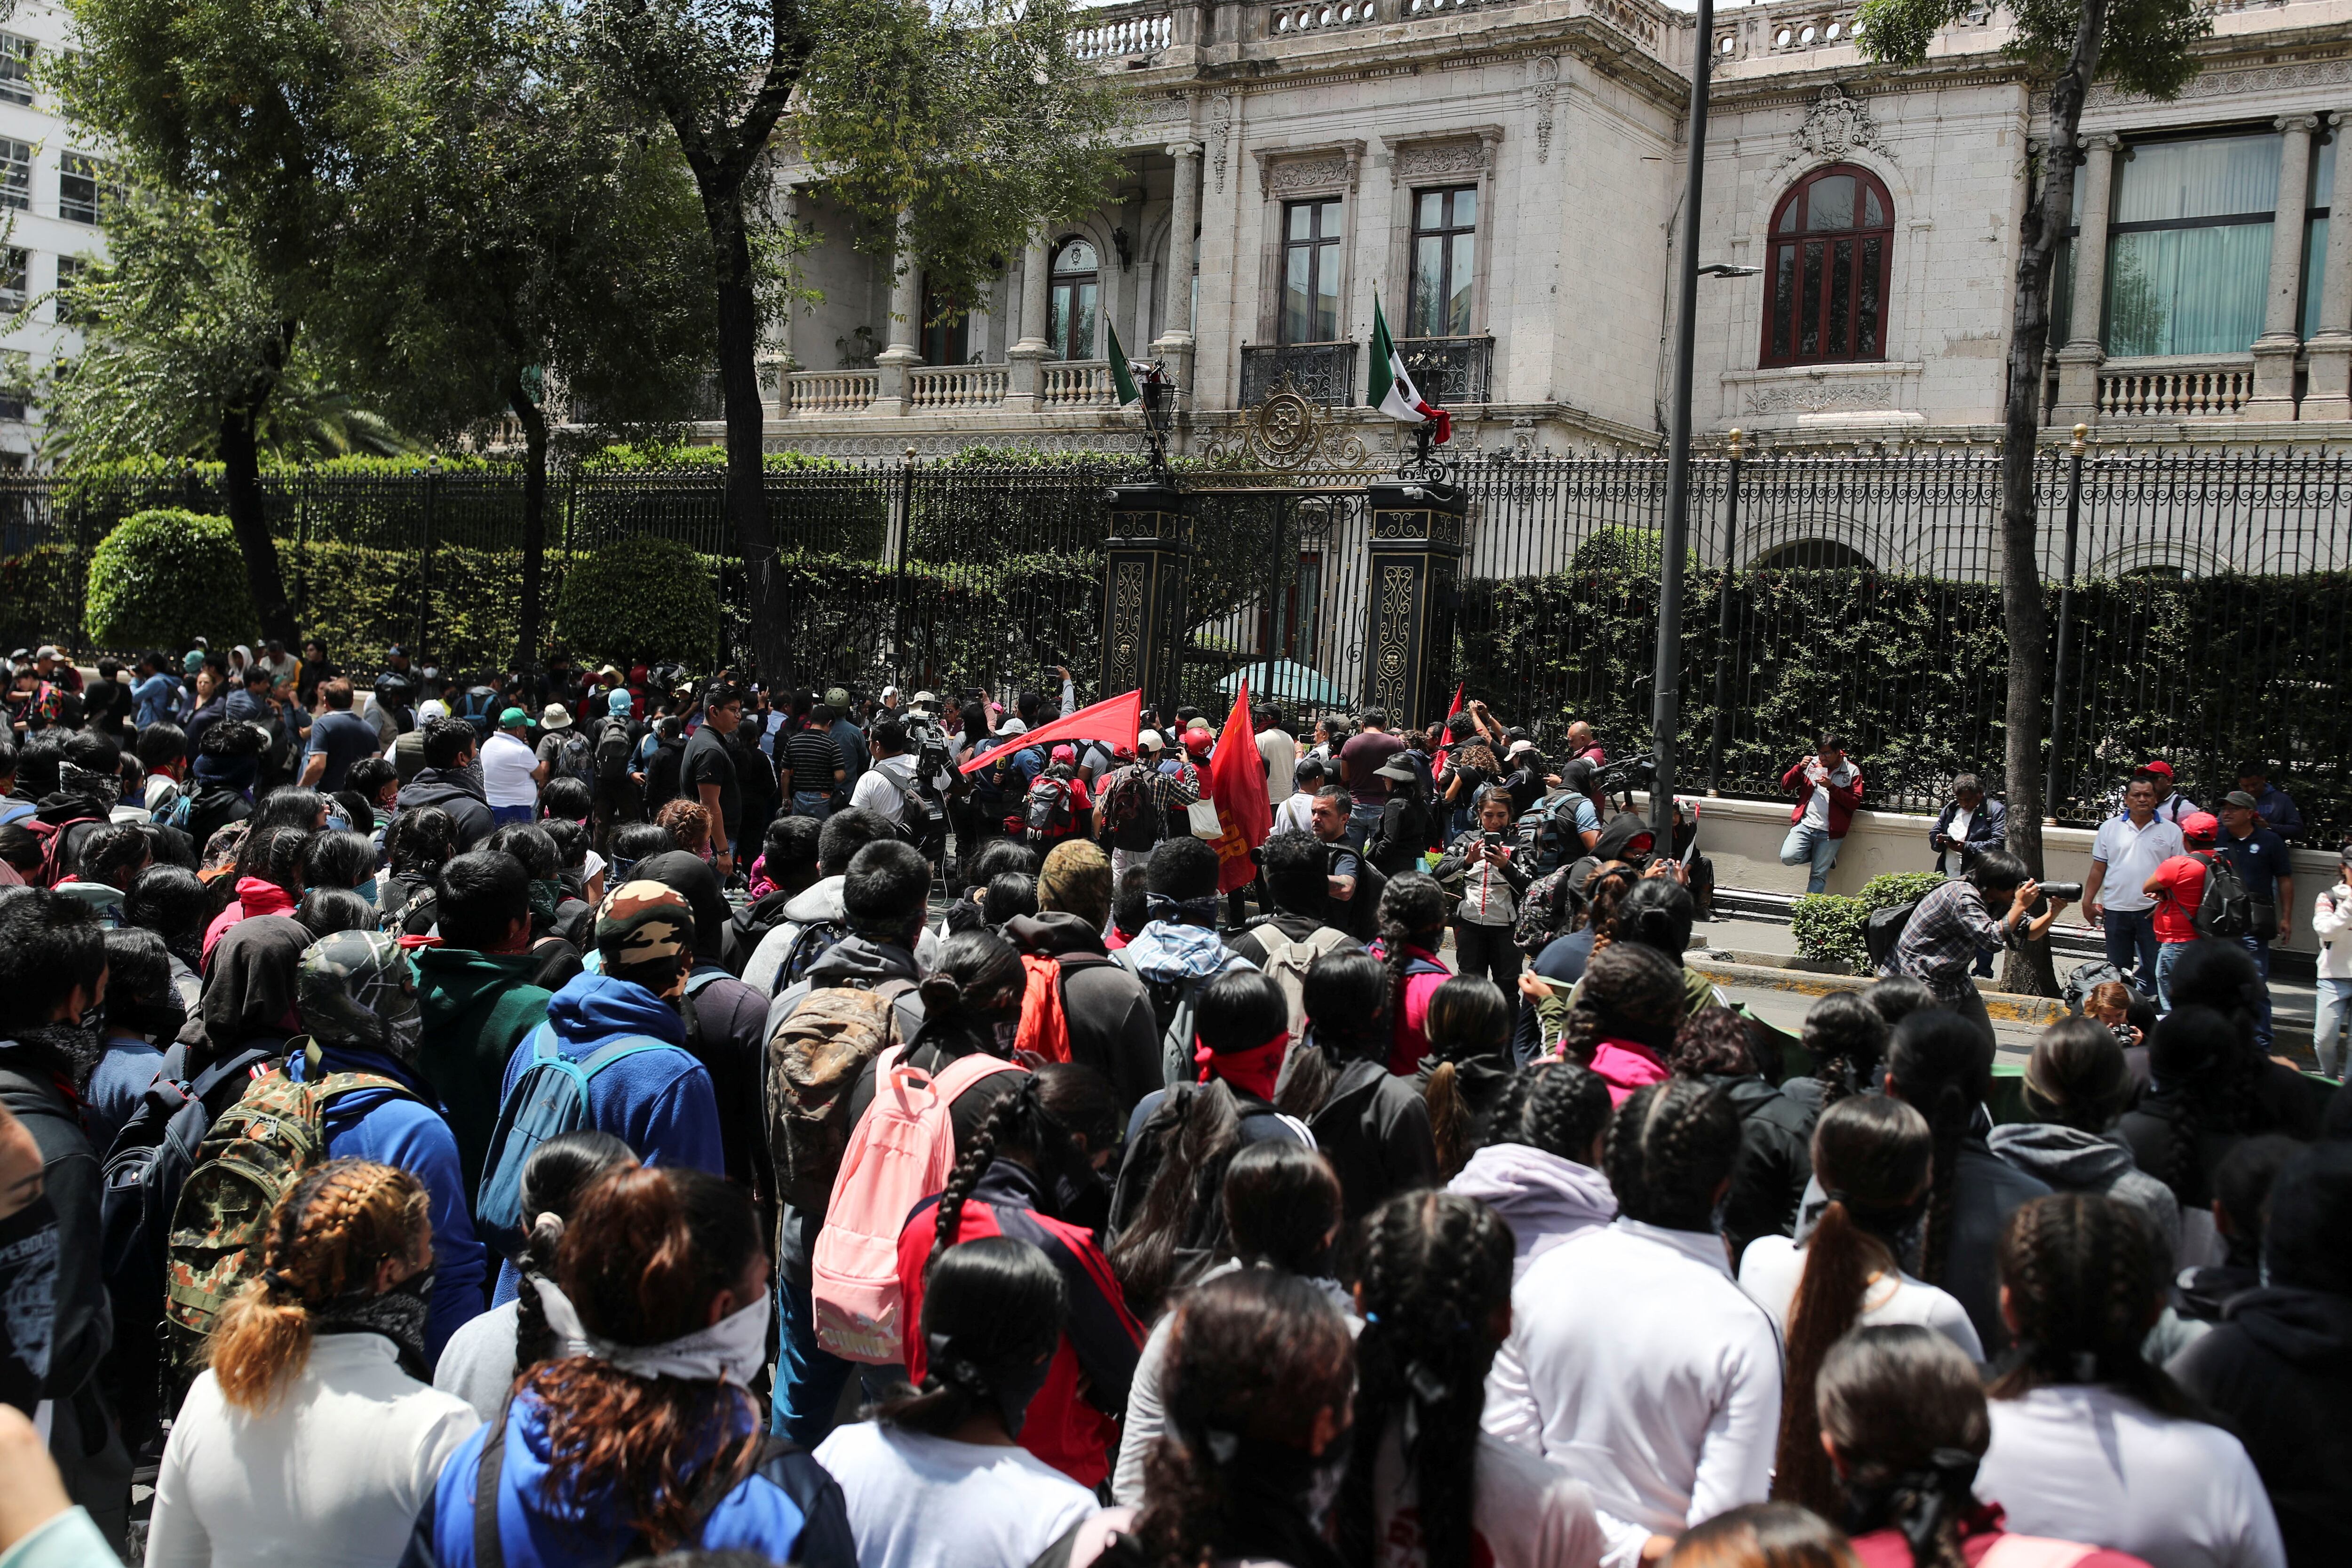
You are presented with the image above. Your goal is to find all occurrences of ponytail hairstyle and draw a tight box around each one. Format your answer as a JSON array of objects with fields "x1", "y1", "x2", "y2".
[
  {"x1": 1661, "y1": 1503, "x2": 1862, "y2": 1568},
  {"x1": 386, "y1": 806, "x2": 459, "y2": 883},
  {"x1": 1276, "y1": 949, "x2": 1390, "y2": 1120},
  {"x1": 1134, "y1": 1271, "x2": 1356, "y2": 1568},
  {"x1": 2018, "y1": 1017, "x2": 2133, "y2": 1134},
  {"x1": 1669, "y1": 1003, "x2": 1755, "y2": 1078},
  {"x1": 1772, "y1": 1096, "x2": 1934, "y2": 1517},
  {"x1": 1422, "y1": 976, "x2": 1512, "y2": 1177},
  {"x1": 1802, "y1": 991, "x2": 1890, "y2": 1108},
  {"x1": 1815, "y1": 1324, "x2": 1988, "y2": 1568},
  {"x1": 512, "y1": 1131, "x2": 640, "y2": 1373},
  {"x1": 1489, "y1": 1059, "x2": 1613, "y2": 1168},
  {"x1": 1573, "y1": 862, "x2": 1637, "y2": 936},
  {"x1": 1883, "y1": 1010, "x2": 1988, "y2": 1285},
  {"x1": 982, "y1": 871, "x2": 1038, "y2": 928},
  {"x1": 1111, "y1": 1079, "x2": 1245, "y2": 1320},
  {"x1": 930, "y1": 1063, "x2": 1114, "y2": 1262},
  {"x1": 1562, "y1": 940, "x2": 1686, "y2": 1065},
  {"x1": 207, "y1": 1159, "x2": 429, "y2": 1412},
  {"x1": 1222, "y1": 1142, "x2": 1343, "y2": 1276},
  {"x1": 525, "y1": 1165, "x2": 767, "y2": 1553},
  {"x1": 1605, "y1": 878, "x2": 1695, "y2": 964},
  {"x1": 1335, "y1": 1193, "x2": 1515, "y2": 1568},
  {"x1": 912, "y1": 929, "x2": 1028, "y2": 1059},
  {"x1": 2141, "y1": 1005, "x2": 2255, "y2": 1208},
  {"x1": 1605, "y1": 1077, "x2": 1739, "y2": 1233},
  {"x1": 1375, "y1": 873, "x2": 1446, "y2": 1025},
  {"x1": 1988, "y1": 1192, "x2": 2201, "y2": 1421},
  {"x1": 880, "y1": 1236, "x2": 1066, "y2": 1438}
]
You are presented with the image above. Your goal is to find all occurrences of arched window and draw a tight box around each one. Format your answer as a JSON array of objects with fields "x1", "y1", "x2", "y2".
[
  {"x1": 1761, "y1": 165, "x2": 1894, "y2": 368},
  {"x1": 1047, "y1": 239, "x2": 1099, "y2": 361}
]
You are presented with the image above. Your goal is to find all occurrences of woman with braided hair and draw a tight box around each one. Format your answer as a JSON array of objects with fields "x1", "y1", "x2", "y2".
[
  {"x1": 1369, "y1": 873, "x2": 1451, "y2": 1075},
  {"x1": 1340, "y1": 1190, "x2": 1604, "y2": 1568},
  {"x1": 1485, "y1": 1079, "x2": 1779, "y2": 1567},
  {"x1": 1818, "y1": 1325, "x2": 2147, "y2": 1568},
  {"x1": 899, "y1": 1063, "x2": 1142, "y2": 1489},
  {"x1": 1739, "y1": 1097, "x2": 1980, "y2": 1519},
  {"x1": 1976, "y1": 1194, "x2": 2284, "y2": 1568},
  {"x1": 1417, "y1": 974, "x2": 1517, "y2": 1180},
  {"x1": 1783, "y1": 991, "x2": 1891, "y2": 1119},
  {"x1": 146, "y1": 1158, "x2": 480, "y2": 1568},
  {"x1": 1673, "y1": 1003, "x2": 1815, "y2": 1261},
  {"x1": 431, "y1": 1130, "x2": 636, "y2": 1420},
  {"x1": 1547, "y1": 939, "x2": 1687, "y2": 1105},
  {"x1": 816, "y1": 1238, "x2": 1096, "y2": 1568},
  {"x1": 1269, "y1": 950, "x2": 1437, "y2": 1226},
  {"x1": 1447, "y1": 1059, "x2": 1616, "y2": 1280}
]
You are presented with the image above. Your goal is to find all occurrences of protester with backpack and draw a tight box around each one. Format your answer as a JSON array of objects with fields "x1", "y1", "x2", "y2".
[
  {"x1": 1021, "y1": 744, "x2": 1091, "y2": 852},
  {"x1": 742, "y1": 807, "x2": 896, "y2": 998},
  {"x1": 1883, "y1": 849, "x2": 2067, "y2": 1048},
  {"x1": 1224, "y1": 831, "x2": 1363, "y2": 1049},
  {"x1": 898, "y1": 1066, "x2": 1141, "y2": 1488},
  {"x1": 1003, "y1": 839, "x2": 1161, "y2": 1117},
  {"x1": 408, "y1": 1163, "x2": 853, "y2": 1568},
  {"x1": 144, "y1": 1158, "x2": 480, "y2": 1568},
  {"x1": 478, "y1": 882, "x2": 723, "y2": 1275},
  {"x1": 0, "y1": 893, "x2": 127, "y2": 1546},
  {"x1": 587, "y1": 688, "x2": 642, "y2": 853},
  {"x1": 1113, "y1": 837, "x2": 1259, "y2": 1086}
]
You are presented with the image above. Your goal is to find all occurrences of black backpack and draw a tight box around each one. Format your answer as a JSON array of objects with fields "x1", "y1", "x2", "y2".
[
  {"x1": 546, "y1": 728, "x2": 592, "y2": 786},
  {"x1": 773, "y1": 917, "x2": 856, "y2": 995},
  {"x1": 1865, "y1": 901, "x2": 1919, "y2": 970},
  {"x1": 593, "y1": 716, "x2": 635, "y2": 786},
  {"x1": 643, "y1": 736, "x2": 686, "y2": 813},
  {"x1": 1514, "y1": 793, "x2": 1585, "y2": 876},
  {"x1": 2193, "y1": 851, "x2": 2257, "y2": 940}
]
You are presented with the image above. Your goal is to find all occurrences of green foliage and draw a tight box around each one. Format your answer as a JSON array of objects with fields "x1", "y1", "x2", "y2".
[
  {"x1": 85, "y1": 510, "x2": 261, "y2": 650},
  {"x1": 1568, "y1": 525, "x2": 1701, "y2": 577},
  {"x1": 1791, "y1": 871, "x2": 1950, "y2": 970},
  {"x1": 1855, "y1": 0, "x2": 2208, "y2": 97},
  {"x1": 584, "y1": 442, "x2": 854, "y2": 473},
  {"x1": 0, "y1": 546, "x2": 88, "y2": 653},
  {"x1": 556, "y1": 535, "x2": 721, "y2": 669}
]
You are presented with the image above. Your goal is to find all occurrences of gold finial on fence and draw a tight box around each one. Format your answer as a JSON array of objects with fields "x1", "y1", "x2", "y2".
[
  {"x1": 1727, "y1": 427, "x2": 1746, "y2": 460},
  {"x1": 2071, "y1": 422, "x2": 2089, "y2": 455}
]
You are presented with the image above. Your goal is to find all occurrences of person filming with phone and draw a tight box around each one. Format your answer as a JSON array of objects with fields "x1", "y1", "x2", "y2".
[
  {"x1": 1882, "y1": 848, "x2": 2068, "y2": 1047},
  {"x1": 1433, "y1": 786, "x2": 1534, "y2": 1019}
]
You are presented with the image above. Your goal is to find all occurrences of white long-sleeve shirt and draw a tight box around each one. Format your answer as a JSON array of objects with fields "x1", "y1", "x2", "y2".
[
  {"x1": 1976, "y1": 1385, "x2": 2285, "y2": 1568},
  {"x1": 1481, "y1": 1219, "x2": 1781, "y2": 1568},
  {"x1": 146, "y1": 1333, "x2": 481, "y2": 1568}
]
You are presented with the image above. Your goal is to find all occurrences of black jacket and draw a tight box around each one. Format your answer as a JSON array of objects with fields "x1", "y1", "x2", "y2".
[
  {"x1": 1707, "y1": 1073, "x2": 1816, "y2": 1263},
  {"x1": 2169, "y1": 1287, "x2": 2352, "y2": 1567},
  {"x1": 397, "y1": 765, "x2": 495, "y2": 848},
  {"x1": 1928, "y1": 796, "x2": 2007, "y2": 868},
  {"x1": 1003, "y1": 914, "x2": 1161, "y2": 1117},
  {"x1": 1305, "y1": 1056, "x2": 1439, "y2": 1228}
]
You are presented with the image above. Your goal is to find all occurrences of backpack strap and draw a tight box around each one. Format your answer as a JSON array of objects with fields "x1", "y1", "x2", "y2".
[
  {"x1": 473, "y1": 1393, "x2": 512, "y2": 1568},
  {"x1": 924, "y1": 1051, "x2": 1024, "y2": 1101}
]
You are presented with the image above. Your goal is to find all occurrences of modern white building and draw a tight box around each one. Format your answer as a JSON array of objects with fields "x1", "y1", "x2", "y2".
[
  {"x1": 0, "y1": 0, "x2": 108, "y2": 467},
  {"x1": 756, "y1": 0, "x2": 2352, "y2": 459}
]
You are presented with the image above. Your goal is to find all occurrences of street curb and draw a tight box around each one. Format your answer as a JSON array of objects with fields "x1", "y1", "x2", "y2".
[{"x1": 1686, "y1": 954, "x2": 2069, "y2": 1027}]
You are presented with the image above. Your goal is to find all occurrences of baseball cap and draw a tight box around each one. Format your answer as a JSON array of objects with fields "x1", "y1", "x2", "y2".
[
  {"x1": 2181, "y1": 810, "x2": 2219, "y2": 841},
  {"x1": 499, "y1": 707, "x2": 529, "y2": 729},
  {"x1": 882, "y1": 685, "x2": 899, "y2": 700},
  {"x1": 1507, "y1": 739, "x2": 1537, "y2": 758},
  {"x1": 824, "y1": 686, "x2": 851, "y2": 708},
  {"x1": 2141, "y1": 759, "x2": 2174, "y2": 779},
  {"x1": 2222, "y1": 790, "x2": 2258, "y2": 811},
  {"x1": 540, "y1": 703, "x2": 572, "y2": 730},
  {"x1": 595, "y1": 881, "x2": 694, "y2": 984},
  {"x1": 1051, "y1": 743, "x2": 1076, "y2": 763},
  {"x1": 418, "y1": 699, "x2": 451, "y2": 722},
  {"x1": 34, "y1": 645, "x2": 59, "y2": 660},
  {"x1": 385, "y1": 644, "x2": 407, "y2": 658},
  {"x1": 998, "y1": 717, "x2": 1028, "y2": 736},
  {"x1": 1137, "y1": 729, "x2": 1164, "y2": 752},
  {"x1": 182, "y1": 651, "x2": 205, "y2": 674}
]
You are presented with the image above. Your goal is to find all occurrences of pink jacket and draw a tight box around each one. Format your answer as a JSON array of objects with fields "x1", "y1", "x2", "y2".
[
  {"x1": 202, "y1": 876, "x2": 299, "y2": 968},
  {"x1": 1369, "y1": 941, "x2": 1451, "y2": 1076},
  {"x1": 1588, "y1": 1037, "x2": 1670, "y2": 1106}
]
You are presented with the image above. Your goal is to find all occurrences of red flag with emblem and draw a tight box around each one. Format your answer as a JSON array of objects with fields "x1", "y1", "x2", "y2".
[{"x1": 1203, "y1": 685, "x2": 1271, "y2": 894}]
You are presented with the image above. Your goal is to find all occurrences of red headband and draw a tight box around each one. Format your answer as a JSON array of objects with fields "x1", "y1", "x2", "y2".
[{"x1": 1195, "y1": 1030, "x2": 1288, "y2": 1103}]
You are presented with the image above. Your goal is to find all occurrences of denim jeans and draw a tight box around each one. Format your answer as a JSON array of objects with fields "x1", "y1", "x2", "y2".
[
  {"x1": 2155, "y1": 940, "x2": 2192, "y2": 1011},
  {"x1": 2239, "y1": 933, "x2": 2275, "y2": 1051},
  {"x1": 790, "y1": 790, "x2": 834, "y2": 822},
  {"x1": 770, "y1": 1264, "x2": 901, "y2": 1444},
  {"x1": 2101, "y1": 906, "x2": 2160, "y2": 993},
  {"x1": 491, "y1": 803, "x2": 535, "y2": 828},
  {"x1": 1347, "y1": 800, "x2": 1383, "y2": 852},
  {"x1": 2314, "y1": 978, "x2": 2352, "y2": 1079},
  {"x1": 1779, "y1": 823, "x2": 1842, "y2": 894}
]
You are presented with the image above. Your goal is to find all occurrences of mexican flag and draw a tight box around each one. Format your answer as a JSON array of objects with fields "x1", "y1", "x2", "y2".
[
  {"x1": 1107, "y1": 322, "x2": 1152, "y2": 406},
  {"x1": 1367, "y1": 297, "x2": 1451, "y2": 444}
]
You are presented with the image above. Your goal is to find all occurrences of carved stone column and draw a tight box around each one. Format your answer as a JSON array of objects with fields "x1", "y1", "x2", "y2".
[
  {"x1": 2053, "y1": 134, "x2": 2119, "y2": 423},
  {"x1": 2303, "y1": 111, "x2": 2352, "y2": 422},
  {"x1": 2249, "y1": 114, "x2": 2320, "y2": 420},
  {"x1": 1152, "y1": 141, "x2": 1204, "y2": 405},
  {"x1": 1099, "y1": 485, "x2": 1194, "y2": 711},
  {"x1": 1359, "y1": 480, "x2": 1468, "y2": 733},
  {"x1": 874, "y1": 213, "x2": 923, "y2": 415},
  {"x1": 1008, "y1": 237, "x2": 1052, "y2": 412}
]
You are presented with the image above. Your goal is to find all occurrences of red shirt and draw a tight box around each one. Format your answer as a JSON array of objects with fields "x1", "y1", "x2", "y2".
[
  {"x1": 1851, "y1": 1511, "x2": 2149, "y2": 1568},
  {"x1": 2147, "y1": 853, "x2": 2210, "y2": 943}
]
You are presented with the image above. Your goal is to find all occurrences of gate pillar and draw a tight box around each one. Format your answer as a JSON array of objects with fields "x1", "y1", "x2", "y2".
[
  {"x1": 1099, "y1": 483, "x2": 1194, "y2": 714},
  {"x1": 1360, "y1": 480, "x2": 1466, "y2": 732}
]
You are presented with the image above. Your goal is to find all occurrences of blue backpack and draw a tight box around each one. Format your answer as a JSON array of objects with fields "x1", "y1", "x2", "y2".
[
  {"x1": 456, "y1": 686, "x2": 501, "y2": 736},
  {"x1": 475, "y1": 1027, "x2": 679, "y2": 1254}
]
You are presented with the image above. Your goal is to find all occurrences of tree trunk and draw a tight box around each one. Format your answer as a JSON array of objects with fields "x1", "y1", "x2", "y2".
[
  {"x1": 218, "y1": 394, "x2": 297, "y2": 648},
  {"x1": 1995, "y1": 9, "x2": 2107, "y2": 999},
  {"x1": 512, "y1": 377, "x2": 549, "y2": 672},
  {"x1": 708, "y1": 202, "x2": 783, "y2": 680}
]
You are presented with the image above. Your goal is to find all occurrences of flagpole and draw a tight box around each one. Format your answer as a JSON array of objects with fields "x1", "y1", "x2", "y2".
[{"x1": 1650, "y1": 0, "x2": 1713, "y2": 842}]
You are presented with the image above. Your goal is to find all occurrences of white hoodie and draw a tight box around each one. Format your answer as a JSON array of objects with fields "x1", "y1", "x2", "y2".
[
  {"x1": 2314, "y1": 875, "x2": 2352, "y2": 982},
  {"x1": 1447, "y1": 1143, "x2": 1616, "y2": 1281}
]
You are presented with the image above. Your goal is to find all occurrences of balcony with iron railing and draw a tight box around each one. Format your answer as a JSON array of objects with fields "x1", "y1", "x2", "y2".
[
  {"x1": 1240, "y1": 337, "x2": 1492, "y2": 409},
  {"x1": 1062, "y1": 0, "x2": 1684, "y2": 74}
]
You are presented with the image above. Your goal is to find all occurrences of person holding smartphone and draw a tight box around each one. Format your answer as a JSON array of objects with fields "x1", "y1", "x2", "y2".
[{"x1": 1432, "y1": 786, "x2": 1533, "y2": 1020}]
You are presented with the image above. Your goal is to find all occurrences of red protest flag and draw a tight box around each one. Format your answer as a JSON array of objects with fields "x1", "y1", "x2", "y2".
[
  {"x1": 1203, "y1": 684, "x2": 1272, "y2": 894},
  {"x1": 956, "y1": 689, "x2": 1143, "y2": 773},
  {"x1": 1446, "y1": 682, "x2": 1465, "y2": 722}
]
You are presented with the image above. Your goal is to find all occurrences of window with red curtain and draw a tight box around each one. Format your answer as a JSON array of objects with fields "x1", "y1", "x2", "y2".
[{"x1": 1761, "y1": 164, "x2": 1894, "y2": 368}]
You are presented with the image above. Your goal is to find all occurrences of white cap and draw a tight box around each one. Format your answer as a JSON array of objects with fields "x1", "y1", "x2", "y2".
[
  {"x1": 1507, "y1": 739, "x2": 1537, "y2": 757},
  {"x1": 418, "y1": 699, "x2": 450, "y2": 722},
  {"x1": 998, "y1": 717, "x2": 1028, "y2": 735},
  {"x1": 1137, "y1": 729, "x2": 1164, "y2": 752}
]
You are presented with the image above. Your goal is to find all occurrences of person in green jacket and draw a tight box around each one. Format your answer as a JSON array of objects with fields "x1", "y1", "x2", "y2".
[{"x1": 412, "y1": 848, "x2": 555, "y2": 1191}]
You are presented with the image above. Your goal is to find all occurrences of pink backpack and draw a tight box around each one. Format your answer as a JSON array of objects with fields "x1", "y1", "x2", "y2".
[{"x1": 810, "y1": 1045, "x2": 1023, "y2": 1364}]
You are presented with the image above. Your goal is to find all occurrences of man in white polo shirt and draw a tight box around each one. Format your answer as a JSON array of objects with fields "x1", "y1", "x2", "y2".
[
  {"x1": 2082, "y1": 773, "x2": 2182, "y2": 997},
  {"x1": 479, "y1": 706, "x2": 547, "y2": 827}
]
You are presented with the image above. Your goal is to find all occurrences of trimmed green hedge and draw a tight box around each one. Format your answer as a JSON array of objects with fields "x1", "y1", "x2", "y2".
[
  {"x1": 1791, "y1": 870, "x2": 1953, "y2": 971},
  {"x1": 556, "y1": 535, "x2": 722, "y2": 669},
  {"x1": 85, "y1": 510, "x2": 261, "y2": 651}
]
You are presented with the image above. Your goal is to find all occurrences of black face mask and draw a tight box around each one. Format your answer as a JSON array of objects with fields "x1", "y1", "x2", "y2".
[{"x1": 316, "y1": 1266, "x2": 436, "y2": 1380}]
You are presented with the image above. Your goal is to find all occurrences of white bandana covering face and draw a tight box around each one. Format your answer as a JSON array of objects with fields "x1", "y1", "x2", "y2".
[{"x1": 534, "y1": 1277, "x2": 771, "y2": 1386}]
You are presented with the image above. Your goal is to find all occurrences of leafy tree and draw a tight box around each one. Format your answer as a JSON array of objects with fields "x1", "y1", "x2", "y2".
[
  {"x1": 1858, "y1": 0, "x2": 2207, "y2": 990},
  {"x1": 85, "y1": 509, "x2": 260, "y2": 649},
  {"x1": 578, "y1": 0, "x2": 1127, "y2": 675}
]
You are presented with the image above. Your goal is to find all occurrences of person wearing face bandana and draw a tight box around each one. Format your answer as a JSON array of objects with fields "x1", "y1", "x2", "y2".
[
  {"x1": 145, "y1": 1158, "x2": 480, "y2": 1568},
  {"x1": 409, "y1": 1164, "x2": 853, "y2": 1568},
  {"x1": 284, "y1": 931, "x2": 487, "y2": 1361},
  {"x1": 897, "y1": 1063, "x2": 1139, "y2": 1490},
  {"x1": 0, "y1": 892, "x2": 129, "y2": 1549},
  {"x1": 816, "y1": 1237, "x2": 1097, "y2": 1568}
]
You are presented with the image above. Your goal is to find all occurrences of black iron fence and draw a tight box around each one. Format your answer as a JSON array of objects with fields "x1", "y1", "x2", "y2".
[{"x1": 2, "y1": 448, "x2": 2344, "y2": 839}]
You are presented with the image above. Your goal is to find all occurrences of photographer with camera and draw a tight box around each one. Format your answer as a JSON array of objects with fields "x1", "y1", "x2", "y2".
[
  {"x1": 1883, "y1": 848, "x2": 2070, "y2": 1046},
  {"x1": 1432, "y1": 786, "x2": 1534, "y2": 1017},
  {"x1": 1779, "y1": 734, "x2": 1862, "y2": 894}
]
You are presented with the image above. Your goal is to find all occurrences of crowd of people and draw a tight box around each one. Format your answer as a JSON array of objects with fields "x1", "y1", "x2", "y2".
[{"x1": 0, "y1": 636, "x2": 2345, "y2": 1568}]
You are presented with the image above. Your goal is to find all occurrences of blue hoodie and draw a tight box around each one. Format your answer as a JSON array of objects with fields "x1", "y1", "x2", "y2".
[
  {"x1": 412, "y1": 1391, "x2": 820, "y2": 1568},
  {"x1": 291, "y1": 1044, "x2": 489, "y2": 1360}
]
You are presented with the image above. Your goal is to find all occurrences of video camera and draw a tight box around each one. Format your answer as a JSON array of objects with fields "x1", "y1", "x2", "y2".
[{"x1": 1594, "y1": 751, "x2": 1657, "y2": 812}]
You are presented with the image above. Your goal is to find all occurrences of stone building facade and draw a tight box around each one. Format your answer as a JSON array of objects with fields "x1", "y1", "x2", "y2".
[{"x1": 758, "y1": 0, "x2": 2352, "y2": 460}]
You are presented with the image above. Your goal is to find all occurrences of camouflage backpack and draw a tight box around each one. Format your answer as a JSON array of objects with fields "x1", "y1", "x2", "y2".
[
  {"x1": 765, "y1": 979, "x2": 917, "y2": 1215},
  {"x1": 162, "y1": 1065, "x2": 417, "y2": 1381}
]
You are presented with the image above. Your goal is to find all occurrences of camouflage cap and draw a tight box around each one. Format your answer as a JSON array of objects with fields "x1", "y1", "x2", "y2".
[
  {"x1": 595, "y1": 880, "x2": 694, "y2": 983},
  {"x1": 298, "y1": 930, "x2": 423, "y2": 1066}
]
